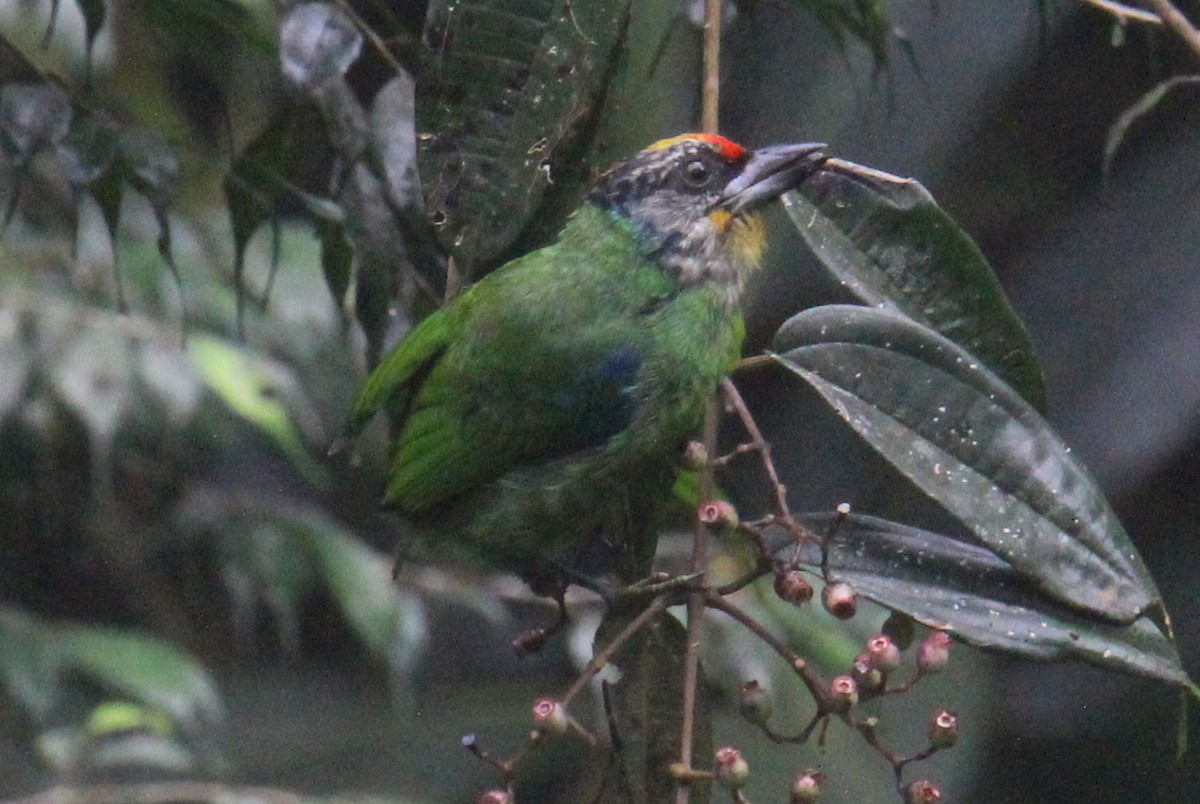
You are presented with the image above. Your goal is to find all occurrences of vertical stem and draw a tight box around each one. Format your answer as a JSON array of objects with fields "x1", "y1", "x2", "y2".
[
  {"x1": 701, "y1": 0, "x2": 722, "y2": 134},
  {"x1": 677, "y1": 5, "x2": 722, "y2": 800},
  {"x1": 676, "y1": 401, "x2": 719, "y2": 804}
]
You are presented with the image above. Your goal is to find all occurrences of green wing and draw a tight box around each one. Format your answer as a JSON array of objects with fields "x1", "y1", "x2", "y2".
[{"x1": 344, "y1": 305, "x2": 457, "y2": 438}]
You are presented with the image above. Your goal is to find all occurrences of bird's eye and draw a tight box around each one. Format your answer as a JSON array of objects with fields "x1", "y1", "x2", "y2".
[{"x1": 682, "y1": 159, "x2": 711, "y2": 187}]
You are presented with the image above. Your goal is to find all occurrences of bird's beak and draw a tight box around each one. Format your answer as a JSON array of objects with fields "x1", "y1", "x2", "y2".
[{"x1": 716, "y1": 143, "x2": 827, "y2": 214}]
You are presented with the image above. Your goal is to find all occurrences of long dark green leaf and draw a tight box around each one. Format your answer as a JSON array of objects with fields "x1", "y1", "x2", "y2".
[
  {"x1": 781, "y1": 163, "x2": 1046, "y2": 409},
  {"x1": 769, "y1": 514, "x2": 1194, "y2": 690},
  {"x1": 772, "y1": 304, "x2": 1162, "y2": 626}
]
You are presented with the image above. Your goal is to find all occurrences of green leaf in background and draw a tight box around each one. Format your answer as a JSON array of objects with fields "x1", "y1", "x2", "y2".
[
  {"x1": 417, "y1": 0, "x2": 632, "y2": 272},
  {"x1": 781, "y1": 163, "x2": 1046, "y2": 410},
  {"x1": 62, "y1": 627, "x2": 223, "y2": 727},
  {"x1": 0, "y1": 607, "x2": 222, "y2": 732},
  {"x1": 770, "y1": 513, "x2": 1194, "y2": 690},
  {"x1": 772, "y1": 305, "x2": 1164, "y2": 627},
  {"x1": 189, "y1": 335, "x2": 329, "y2": 488},
  {"x1": 291, "y1": 511, "x2": 428, "y2": 673}
]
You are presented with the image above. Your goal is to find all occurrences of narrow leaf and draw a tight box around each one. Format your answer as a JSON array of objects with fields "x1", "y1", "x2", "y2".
[{"x1": 769, "y1": 514, "x2": 1194, "y2": 690}]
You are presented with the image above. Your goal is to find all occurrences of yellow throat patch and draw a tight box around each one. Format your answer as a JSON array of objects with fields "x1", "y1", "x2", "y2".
[{"x1": 709, "y1": 209, "x2": 767, "y2": 270}]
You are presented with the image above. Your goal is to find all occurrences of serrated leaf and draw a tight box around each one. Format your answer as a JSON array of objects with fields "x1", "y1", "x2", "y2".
[
  {"x1": 60, "y1": 626, "x2": 223, "y2": 727},
  {"x1": 418, "y1": 0, "x2": 632, "y2": 270},
  {"x1": 772, "y1": 304, "x2": 1162, "y2": 626},
  {"x1": 781, "y1": 164, "x2": 1046, "y2": 409},
  {"x1": 770, "y1": 513, "x2": 1194, "y2": 689}
]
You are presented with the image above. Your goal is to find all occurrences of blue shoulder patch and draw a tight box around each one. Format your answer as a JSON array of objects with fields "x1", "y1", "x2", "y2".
[{"x1": 550, "y1": 346, "x2": 642, "y2": 448}]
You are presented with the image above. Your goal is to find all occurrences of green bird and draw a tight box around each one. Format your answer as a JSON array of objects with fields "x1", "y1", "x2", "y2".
[{"x1": 346, "y1": 133, "x2": 826, "y2": 591}]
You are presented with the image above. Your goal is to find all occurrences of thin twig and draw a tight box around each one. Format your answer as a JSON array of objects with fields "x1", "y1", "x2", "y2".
[
  {"x1": 721, "y1": 378, "x2": 821, "y2": 547},
  {"x1": 561, "y1": 594, "x2": 671, "y2": 708},
  {"x1": 704, "y1": 592, "x2": 829, "y2": 709},
  {"x1": 701, "y1": 0, "x2": 722, "y2": 135},
  {"x1": 1074, "y1": 0, "x2": 1163, "y2": 25},
  {"x1": 1143, "y1": 0, "x2": 1200, "y2": 59}
]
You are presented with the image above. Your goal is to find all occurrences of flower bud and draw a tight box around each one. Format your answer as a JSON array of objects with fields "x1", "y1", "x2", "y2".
[
  {"x1": 851, "y1": 652, "x2": 883, "y2": 693},
  {"x1": 531, "y1": 697, "x2": 570, "y2": 737},
  {"x1": 866, "y1": 634, "x2": 902, "y2": 672},
  {"x1": 476, "y1": 791, "x2": 513, "y2": 804},
  {"x1": 698, "y1": 499, "x2": 738, "y2": 529},
  {"x1": 714, "y1": 746, "x2": 750, "y2": 789},
  {"x1": 739, "y1": 680, "x2": 773, "y2": 726},
  {"x1": 828, "y1": 675, "x2": 859, "y2": 711},
  {"x1": 682, "y1": 440, "x2": 709, "y2": 470},
  {"x1": 917, "y1": 631, "x2": 952, "y2": 675},
  {"x1": 906, "y1": 779, "x2": 941, "y2": 803},
  {"x1": 928, "y1": 708, "x2": 958, "y2": 749},
  {"x1": 774, "y1": 570, "x2": 814, "y2": 606},
  {"x1": 790, "y1": 769, "x2": 826, "y2": 802},
  {"x1": 821, "y1": 581, "x2": 858, "y2": 619}
]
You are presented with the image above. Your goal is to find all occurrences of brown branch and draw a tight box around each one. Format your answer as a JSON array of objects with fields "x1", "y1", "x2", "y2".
[
  {"x1": 674, "y1": 399, "x2": 719, "y2": 803},
  {"x1": 1075, "y1": 0, "x2": 1163, "y2": 25},
  {"x1": 704, "y1": 593, "x2": 830, "y2": 709},
  {"x1": 701, "y1": 0, "x2": 722, "y2": 135},
  {"x1": 561, "y1": 594, "x2": 671, "y2": 708},
  {"x1": 1142, "y1": 0, "x2": 1200, "y2": 59}
]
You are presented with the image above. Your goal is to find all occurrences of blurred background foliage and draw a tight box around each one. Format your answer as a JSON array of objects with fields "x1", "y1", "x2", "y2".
[{"x1": 1, "y1": 0, "x2": 1199, "y2": 801}]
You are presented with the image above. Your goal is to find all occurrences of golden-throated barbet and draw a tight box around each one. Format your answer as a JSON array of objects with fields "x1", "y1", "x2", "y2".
[{"x1": 344, "y1": 134, "x2": 827, "y2": 586}]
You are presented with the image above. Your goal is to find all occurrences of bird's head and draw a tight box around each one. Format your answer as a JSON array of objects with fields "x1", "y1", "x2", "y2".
[{"x1": 588, "y1": 133, "x2": 826, "y2": 302}]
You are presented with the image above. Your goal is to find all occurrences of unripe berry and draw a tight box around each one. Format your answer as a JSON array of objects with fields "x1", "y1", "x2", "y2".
[
  {"x1": 822, "y1": 581, "x2": 858, "y2": 619},
  {"x1": 739, "y1": 680, "x2": 773, "y2": 726},
  {"x1": 682, "y1": 440, "x2": 709, "y2": 470},
  {"x1": 476, "y1": 791, "x2": 513, "y2": 804},
  {"x1": 790, "y1": 769, "x2": 826, "y2": 802},
  {"x1": 698, "y1": 499, "x2": 738, "y2": 529},
  {"x1": 714, "y1": 746, "x2": 750, "y2": 789},
  {"x1": 906, "y1": 779, "x2": 941, "y2": 803},
  {"x1": 531, "y1": 697, "x2": 570, "y2": 737},
  {"x1": 828, "y1": 675, "x2": 859, "y2": 711},
  {"x1": 928, "y1": 709, "x2": 959, "y2": 749},
  {"x1": 866, "y1": 634, "x2": 902, "y2": 672},
  {"x1": 774, "y1": 570, "x2": 814, "y2": 606},
  {"x1": 851, "y1": 652, "x2": 883, "y2": 693},
  {"x1": 917, "y1": 631, "x2": 952, "y2": 675}
]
